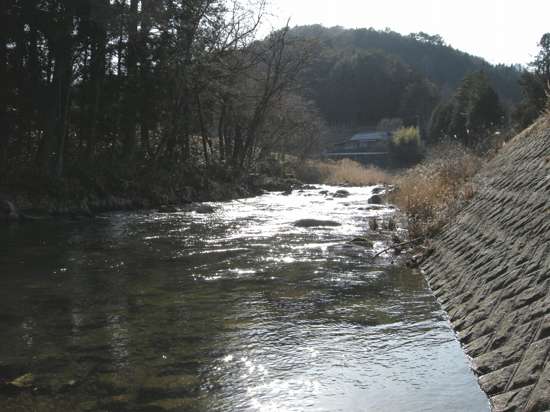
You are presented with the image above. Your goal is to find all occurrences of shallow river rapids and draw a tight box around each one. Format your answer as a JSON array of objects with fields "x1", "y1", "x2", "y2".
[{"x1": 0, "y1": 186, "x2": 489, "y2": 411}]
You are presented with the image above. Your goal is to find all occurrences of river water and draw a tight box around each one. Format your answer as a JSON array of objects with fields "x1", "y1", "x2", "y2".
[{"x1": 0, "y1": 186, "x2": 489, "y2": 411}]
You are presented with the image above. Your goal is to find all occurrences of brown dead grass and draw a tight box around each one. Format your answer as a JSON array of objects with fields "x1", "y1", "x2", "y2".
[
  {"x1": 295, "y1": 144, "x2": 485, "y2": 240},
  {"x1": 390, "y1": 142, "x2": 482, "y2": 239},
  {"x1": 296, "y1": 159, "x2": 392, "y2": 186}
]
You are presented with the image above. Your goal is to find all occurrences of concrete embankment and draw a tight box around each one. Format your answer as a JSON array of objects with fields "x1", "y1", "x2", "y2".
[{"x1": 421, "y1": 117, "x2": 550, "y2": 411}]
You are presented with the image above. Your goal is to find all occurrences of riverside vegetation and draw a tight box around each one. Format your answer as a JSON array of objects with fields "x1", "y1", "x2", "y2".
[{"x1": 2, "y1": 0, "x2": 549, "y2": 219}]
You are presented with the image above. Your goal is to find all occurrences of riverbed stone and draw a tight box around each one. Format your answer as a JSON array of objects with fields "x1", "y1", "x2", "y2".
[
  {"x1": 293, "y1": 219, "x2": 341, "y2": 228},
  {"x1": 158, "y1": 205, "x2": 179, "y2": 213},
  {"x1": 194, "y1": 204, "x2": 216, "y2": 214},
  {"x1": 146, "y1": 397, "x2": 201, "y2": 411},
  {"x1": 181, "y1": 203, "x2": 216, "y2": 214},
  {"x1": 368, "y1": 194, "x2": 384, "y2": 204},
  {"x1": 0, "y1": 199, "x2": 19, "y2": 221},
  {"x1": 420, "y1": 116, "x2": 550, "y2": 411},
  {"x1": 333, "y1": 189, "x2": 350, "y2": 198}
]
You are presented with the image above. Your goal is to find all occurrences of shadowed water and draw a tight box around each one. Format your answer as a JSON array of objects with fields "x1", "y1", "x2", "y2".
[{"x1": 0, "y1": 187, "x2": 489, "y2": 411}]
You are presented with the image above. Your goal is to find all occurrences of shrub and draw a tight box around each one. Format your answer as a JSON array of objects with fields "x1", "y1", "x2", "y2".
[{"x1": 389, "y1": 126, "x2": 423, "y2": 166}]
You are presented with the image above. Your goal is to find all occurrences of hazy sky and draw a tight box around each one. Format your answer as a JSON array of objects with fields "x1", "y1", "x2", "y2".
[{"x1": 261, "y1": 0, "x2": 550, "y2": 66}]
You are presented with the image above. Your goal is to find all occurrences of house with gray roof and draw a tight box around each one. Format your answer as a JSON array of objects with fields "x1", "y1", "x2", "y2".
[{"x1": 324, "y1": 131, "x2": 392, "y2": 166}]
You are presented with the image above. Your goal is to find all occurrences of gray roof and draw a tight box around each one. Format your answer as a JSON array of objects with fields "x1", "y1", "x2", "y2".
[{"x1": 350, "y1": 131, "x2": 391, "y2": 141}]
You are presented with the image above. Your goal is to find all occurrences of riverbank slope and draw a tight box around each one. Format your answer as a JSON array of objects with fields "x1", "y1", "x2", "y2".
[{"x1": 420, "y1": 116, "x2": 550, "y2": 411}]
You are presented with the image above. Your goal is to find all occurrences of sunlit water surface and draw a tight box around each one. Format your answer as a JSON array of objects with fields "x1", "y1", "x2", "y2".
[{"x1": 0, "y1": 187, "x2": 489, "y2": 411}]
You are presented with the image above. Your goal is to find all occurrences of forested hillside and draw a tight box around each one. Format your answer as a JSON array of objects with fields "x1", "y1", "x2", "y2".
[
  {"x1": 282, "y1": 25, "x2": 522, "y2": 142},
  {"x1": 290, "y1": 25, "x2": 522, "y2": 107}
]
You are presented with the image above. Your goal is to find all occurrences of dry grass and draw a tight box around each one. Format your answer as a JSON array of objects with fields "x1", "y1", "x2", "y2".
[
  {"x1": 295, "y1": 159, "x2": 392, "y2": 186},
  {"x1": 294, "y1": 143, "x2": 487, "y2": 240},
  {"x1": 390, "y1": 142, "x2": 482, "y2": 239}
]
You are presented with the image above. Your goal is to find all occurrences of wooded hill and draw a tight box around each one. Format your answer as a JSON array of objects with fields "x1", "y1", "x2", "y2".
[{"x1": 287, "y1": 25, "x2": 522, "y2": 130}]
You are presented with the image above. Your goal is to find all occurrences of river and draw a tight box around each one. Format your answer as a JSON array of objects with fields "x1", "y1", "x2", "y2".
[{"x1": 0, "y1": 186, "x2": 489, "y2": 411}]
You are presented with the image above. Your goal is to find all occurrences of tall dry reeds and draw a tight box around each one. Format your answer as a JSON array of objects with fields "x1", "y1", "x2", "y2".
[{"x1": 294, "y1": 159, "x2": 392, "y2": 186}]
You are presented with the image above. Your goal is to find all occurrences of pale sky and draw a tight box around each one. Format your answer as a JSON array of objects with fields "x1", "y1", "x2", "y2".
[{"x1": 261, "y1": 0, "x2": 550, "y2": 66}]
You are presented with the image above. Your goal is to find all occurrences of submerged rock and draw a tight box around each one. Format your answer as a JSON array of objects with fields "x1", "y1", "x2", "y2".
[
  {"x1": 180, "y1": 203, "x2": 216, "y2": 214},
  {"x1": 293, "y1": 219, "x2": 341, "y2": 228},
  {"x1": 194, "y1": 204, "x2": 216, "y2": 214},
  {"x1": 146, "y1": 398, "x2": 199, "y2": 411},
  {"x1": 301, "y1": 185, "x2": 318, "y2": 190},
  {"x1": 0, "y1": 199, "x2": 19, "y2": 221},
  {"x1": 10, "y1": 373, "x2": 34, "y2": 388},
  {"x1": 158, "y1": 205, "x2": 179, "y2": 213},
  {"x1": 351, "y1": 237, "x2": 374, "y2": 248}
]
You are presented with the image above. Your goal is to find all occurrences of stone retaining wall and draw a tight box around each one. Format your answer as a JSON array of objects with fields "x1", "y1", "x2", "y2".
[{"x1": 421, "y1": 117, "x2": 550, "y2": 412}]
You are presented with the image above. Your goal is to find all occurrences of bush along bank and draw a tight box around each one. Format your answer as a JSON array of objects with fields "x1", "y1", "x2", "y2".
[{"x1": 389, "y1": 141, "x2": 483, "y2": 240}]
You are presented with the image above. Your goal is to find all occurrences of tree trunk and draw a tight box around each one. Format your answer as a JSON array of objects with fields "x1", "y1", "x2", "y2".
[
  {"x1": 86, "y1": 0, "x2": 108, "y2": 161},
  {"x1": 217, "y1": 103, "x2": 226, "y2": 162},
  {"x1": 51, "y1": 5, "x2": 74, "y2": 177},
  {"x1": 139, "y1": 0, "x2": 153, "y2": 157},
  {"x1": 196, "y1": 93, "x2": 209, "y2": 165},
  {"x1": 0, "y1": 0, "x2": 8, "y2": 177},
  {"x1": 123, "y1": 0, "x2": 139, "y2": 159},
  {"x1": 13, "y1": 12, "x2": 28, "y2": 165}
]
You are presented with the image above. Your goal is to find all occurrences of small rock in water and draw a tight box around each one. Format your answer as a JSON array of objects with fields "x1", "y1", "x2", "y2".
[
  {"x1": 158, "y1": 205, "x2": 179, "y2": 213},
  {"x1": 301, "y1": 185, "x2": 318, "y2": 190},
  {"x1": 333, "y1": 190, "x2": 350, "y2": 198},
  {"x1": 293, "y1": 219, "x2": 341, "y2": 228},
  {"x1": 351, "y1": 237, "x2": 374, "y2": 248},
  {"x1": 368, "y1": 195, "x2": 384, "y2": 205},
  {"x1": 319, "y1": 190, "x2": 329, "y2": 195},
  {"x1": 194, "y1": 204, "x2": 216, "y2": 214},
  {"x1": 181, "y1": 203, "x2": 216, "y2": 214},
  {"x1": 10, "y1": 373, "x2": 34, "y2": 388}
]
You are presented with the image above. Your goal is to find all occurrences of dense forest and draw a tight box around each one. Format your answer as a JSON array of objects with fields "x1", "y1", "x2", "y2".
[
  {"x1": 1, "y1": 1, "x2": 549, "y2": 206},
  {"x1": 1, "y1": 0, "x2": 322, "y2": 196}
]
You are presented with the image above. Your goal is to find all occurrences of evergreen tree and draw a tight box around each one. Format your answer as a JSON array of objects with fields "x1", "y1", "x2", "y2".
[
  {"x1": 430, "y1": 72, "x2": 504, "y2": 146},
  {"x1": 513, "y1": 33, "x2": 550, "y2": 128}
]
